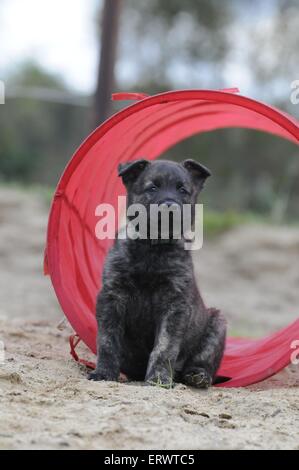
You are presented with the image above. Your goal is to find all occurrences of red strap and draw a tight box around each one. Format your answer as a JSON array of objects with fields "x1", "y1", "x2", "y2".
[
  {"x1": 69, "y1": 334, "x2": 96, "y2": 369},
  {"x1": 220, "y1": 87, "x2": 240, "y2": 93},
  {"x1": 112, "y1": 92, "x2": 150, "y2": 101}
]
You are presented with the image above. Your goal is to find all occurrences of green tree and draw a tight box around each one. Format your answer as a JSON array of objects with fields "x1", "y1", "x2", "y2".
[{"x1": 0, "y1": 61, "x2": 89, "y2": 183}]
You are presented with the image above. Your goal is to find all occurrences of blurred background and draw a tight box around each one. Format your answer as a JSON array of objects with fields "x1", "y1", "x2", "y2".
[
  {"x1": 0, "y1": 0, "x2": 299, "y2": 337},
  {"x1": 0, "y1": 0, "x2": 299, "y2": 219}
]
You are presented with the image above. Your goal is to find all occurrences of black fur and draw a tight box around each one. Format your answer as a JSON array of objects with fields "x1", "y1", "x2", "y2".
[{"x1": 89, "y1": 159, "x2": 226, "y2": 388}]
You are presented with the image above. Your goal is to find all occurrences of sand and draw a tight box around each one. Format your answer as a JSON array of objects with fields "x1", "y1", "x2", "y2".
[{"x1": 0, "y1": 187, "x2": 298, "y2": 450}]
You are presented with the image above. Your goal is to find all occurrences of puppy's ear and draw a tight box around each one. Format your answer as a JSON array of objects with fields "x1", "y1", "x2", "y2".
[
  {"x1": 118, "y1": 159, "x2": 150, "y2": 186},
  {"x1": 182, "y1": 159, "x2": 211, "y2": 194}
]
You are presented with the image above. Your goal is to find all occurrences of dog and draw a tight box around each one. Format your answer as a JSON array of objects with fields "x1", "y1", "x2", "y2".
[{"x1": 88, "y1": 158, "x2": 226, "y2": 388}]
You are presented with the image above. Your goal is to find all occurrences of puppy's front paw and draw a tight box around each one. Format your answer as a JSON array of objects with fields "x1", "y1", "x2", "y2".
[
  {"x1": 87, "y1": 368, "x2": 118, "y2": 382},
  {"x1": 146, "y1": 372, "x2": 175, "y2": 389},
  {"x1": 183, "y1": 368, "x2": 212, "y2": 389}
]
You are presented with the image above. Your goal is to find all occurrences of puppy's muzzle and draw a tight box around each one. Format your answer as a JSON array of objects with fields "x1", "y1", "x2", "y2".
[{"x1": 158, "y1": 200, "x2": 181, "y2": 210}]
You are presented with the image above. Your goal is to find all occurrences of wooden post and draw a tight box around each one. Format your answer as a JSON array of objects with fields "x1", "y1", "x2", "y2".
[{"x1": 93, "y1": 0, "x2": 122, "y2": 127}]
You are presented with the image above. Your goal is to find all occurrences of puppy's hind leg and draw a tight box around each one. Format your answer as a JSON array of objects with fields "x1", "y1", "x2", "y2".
[{"x1": 182, "y1": 309, "x2": 226, "y2": 389}]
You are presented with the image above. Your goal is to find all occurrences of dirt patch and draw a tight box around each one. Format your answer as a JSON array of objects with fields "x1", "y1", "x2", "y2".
[
  {"x1": 0, "y1": 319, "x2": 298, "y2": 450},
  {"x1": 0, "y1": 187, "x2": 61, "y2": 321}
]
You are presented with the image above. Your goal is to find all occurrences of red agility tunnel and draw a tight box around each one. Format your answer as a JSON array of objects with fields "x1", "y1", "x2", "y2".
[{"x1": 44, "y1": 89, "x2": 299, "y2": 387}]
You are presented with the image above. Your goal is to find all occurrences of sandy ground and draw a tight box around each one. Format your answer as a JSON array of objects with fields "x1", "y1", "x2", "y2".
[{"x1": 0, "y1": 187, "x2": 298, "y2": 450}]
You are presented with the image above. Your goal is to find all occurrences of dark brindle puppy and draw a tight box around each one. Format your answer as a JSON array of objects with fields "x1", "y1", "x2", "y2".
[{"x1": 89, "y1": 159, "x2": 226, "y2": 388}]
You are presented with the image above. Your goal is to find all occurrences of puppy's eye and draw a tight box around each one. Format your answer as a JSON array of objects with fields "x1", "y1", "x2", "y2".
[
  {"x1": 147, "y1": 185, "x2": 158, "y2": 193},
  {"x1": 178, "y1": 186, "x2": 189, "y2": 195}
]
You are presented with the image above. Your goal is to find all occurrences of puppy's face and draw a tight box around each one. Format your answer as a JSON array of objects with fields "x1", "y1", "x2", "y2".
[
  {"x1": 119, "y1": 159, "x2": 210, "y2": 206},
  {"x1": 118, "y1": 158, "x2": 211, "y2": 237}
]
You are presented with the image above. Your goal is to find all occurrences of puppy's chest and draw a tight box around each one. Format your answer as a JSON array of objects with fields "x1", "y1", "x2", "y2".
[
  {"x1": 119, "y1": 250, "x2": 193, "y2": 322},
  {"x1": 125, "y1": 292, "x2": 155, "y2": 328},
  {"x1": 127, "y1": 254, "x2": 180, "y2": 289},
  {"x1": 125, "y1": 273, "x2": 167, "y2": 316},
  {"x1": 123, "y1": 267, "x2": 173, "y2": 325}
]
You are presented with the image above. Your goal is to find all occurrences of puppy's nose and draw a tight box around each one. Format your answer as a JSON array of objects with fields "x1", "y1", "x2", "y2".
[{"x1": 159, "y1": 200, "x2": 180, "y2": 209}]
